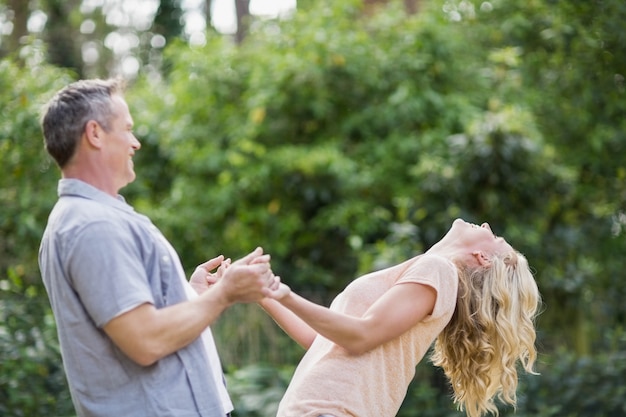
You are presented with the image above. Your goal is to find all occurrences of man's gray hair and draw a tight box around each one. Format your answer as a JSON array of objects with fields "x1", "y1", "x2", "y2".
[{"x1": 41, "y1": 78, "x2": 126, "y2": 168}]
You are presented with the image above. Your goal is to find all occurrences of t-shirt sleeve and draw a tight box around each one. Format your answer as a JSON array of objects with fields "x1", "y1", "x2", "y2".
[
  {"x1": 67, "y1": 220, "x2": 154, "y2": 328},
  {"x1": 395, "y1": 255, "x2": 458, "y2": 320}
]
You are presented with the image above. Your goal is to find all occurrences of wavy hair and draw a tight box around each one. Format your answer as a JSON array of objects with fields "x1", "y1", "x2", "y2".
[{"x1": 430, "y1": 251, "x2": 540, "y2": 417}]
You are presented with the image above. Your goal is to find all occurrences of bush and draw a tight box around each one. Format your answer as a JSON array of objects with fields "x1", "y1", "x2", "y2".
[
  {"x1": 0, "y1": 269, "x2": 74, "y2": 417},
  {"x1": 226, "y1": 364, "x2": 293, "y2": 417},
  {"x1": 225, "y1": 348, "x2": 626, "y2": 417},
  {"x1": 0, "y1": 53, "x2": 75, "y2": 416},
  {"x1": 511, "y1": 347, "x2": 626, "y2": 417}
]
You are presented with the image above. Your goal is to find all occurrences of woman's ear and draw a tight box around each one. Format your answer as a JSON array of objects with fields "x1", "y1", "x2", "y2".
[{"x1": 472, "y1": 251, "x2": 491, "y2": 267}]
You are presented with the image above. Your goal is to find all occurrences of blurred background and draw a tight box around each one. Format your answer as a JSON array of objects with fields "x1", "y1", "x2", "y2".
[{"x1": 1, "y1": 0, "x2": 625, "y2": 416}]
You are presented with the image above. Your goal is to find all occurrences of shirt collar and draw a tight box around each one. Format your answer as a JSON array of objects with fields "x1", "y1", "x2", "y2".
[{"x1": 58, "y1": 178, "x2": 136, "y2": 214}]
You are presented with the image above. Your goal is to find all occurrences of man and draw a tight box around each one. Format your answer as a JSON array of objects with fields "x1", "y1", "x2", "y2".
[{"x1": 38, "y1": 78, "x2": 272, "y2": 417}]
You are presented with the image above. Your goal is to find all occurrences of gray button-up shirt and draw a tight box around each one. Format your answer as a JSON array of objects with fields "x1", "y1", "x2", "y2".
[{"x1": 39, "y1": 179, "x2": 224, "y2": 417}]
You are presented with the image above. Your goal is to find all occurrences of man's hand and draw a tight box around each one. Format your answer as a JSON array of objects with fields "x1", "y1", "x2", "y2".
[
  {"x1": 189, "y1": 255, "x2": 231, "y2": 295},
  {"x1": 214, "y1": 247, "x2": 273, "y2": 304}
]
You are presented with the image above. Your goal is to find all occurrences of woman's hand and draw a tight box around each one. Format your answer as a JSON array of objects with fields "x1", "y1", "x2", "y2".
[
  {"x1": 263, "y1": 274, "x2": 291, "y2": 300},
  {"x1": 257, "y1": 274, "x2": 317, "y2": 349}
]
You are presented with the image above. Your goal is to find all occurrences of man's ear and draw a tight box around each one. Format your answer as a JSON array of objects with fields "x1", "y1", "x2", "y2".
[
  {"x1": 472, "y1": 251, "x2": 491, "y2": 267},
  {"x1": 84, "y1": 120, "x2": 104, "y2": 149}
]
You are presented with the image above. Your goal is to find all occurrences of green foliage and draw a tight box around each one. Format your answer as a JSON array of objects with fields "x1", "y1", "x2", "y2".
[
  {"x1": 211, "y1": 303, "x2": 306, "y2": 367},
  {"x1": 128, "y1": 0, "x2": 485, "y2": 296},
  {"x1": 225, "y1": 364, "x2": 293, "y2": 417},
  {"x1": 471, "y1": 0, "x2": 626, "y2": 355},
  {"x1": 0, "y1": 268, "x2": 73, "y2": 417},
  {"x1": 398, "y1": 364, "x2": 461, "y2": 417},
  {"x1": 511, "y1": 347, "x2": 626, "y2": 417},
  {"x1": 1, "y1": 0, "x2": 626, "y2": 416},
  {"x1": 0, "y1": 57, "x2": 70, "y2": 282},
  {"x1": 0, "y1": 54, "x2": 75, "y2": 416},
  {"x1": 227, "y1": 346, "x2": 626, "y2": 417}
]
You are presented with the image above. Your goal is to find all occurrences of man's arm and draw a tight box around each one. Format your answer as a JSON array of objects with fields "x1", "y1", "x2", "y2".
[{"x1": 104, "y1": 248, "x2": 271, "y2": 366}]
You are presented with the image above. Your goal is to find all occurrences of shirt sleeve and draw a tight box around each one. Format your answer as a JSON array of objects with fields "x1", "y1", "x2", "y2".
[
  {"x1": 395, "y1": 255, "x2": 458, "y2": 320},
  {"x1": 67, "y1": 219, "x2": 154, "y2": 328}
]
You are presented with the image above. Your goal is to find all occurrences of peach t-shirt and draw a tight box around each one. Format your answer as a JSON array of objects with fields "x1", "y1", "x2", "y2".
[{"x1": 276, "y1": 254, "x2": 458, "y2": 417}]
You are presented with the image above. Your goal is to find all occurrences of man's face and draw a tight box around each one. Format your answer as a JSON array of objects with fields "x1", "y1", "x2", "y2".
[{"x1": 101, "y1": 95, "x2": 141, "y2": 190}]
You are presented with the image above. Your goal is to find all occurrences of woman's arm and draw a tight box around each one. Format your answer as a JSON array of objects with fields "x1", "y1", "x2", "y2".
[
  {"x1": 265, "y1": 280, "x2": 436, "y2": 355},
  {"x1": 258, "y1": 298, "x2": 318, "y2": 349}
]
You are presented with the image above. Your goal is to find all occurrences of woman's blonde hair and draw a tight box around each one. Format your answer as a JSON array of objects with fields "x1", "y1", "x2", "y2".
[{"x1": 430, "y1": 251, "x2": 540, "y2": 417}]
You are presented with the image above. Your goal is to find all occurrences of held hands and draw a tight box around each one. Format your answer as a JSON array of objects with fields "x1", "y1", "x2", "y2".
[
  {"x1": 201, "y1": 247, "x2": 276, "y2": 304},
  {"x1": 263, "y1": 274, "x2": 291, "y2": 300},
  {"x1": 190, "y1": 255, "x2": 231, "y2": 295},
  {"x1": 191, "y1": 247, "x2": 291, "y2": 303}
]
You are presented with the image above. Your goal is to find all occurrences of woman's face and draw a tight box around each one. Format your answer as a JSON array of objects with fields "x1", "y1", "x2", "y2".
[{"x1": 447, "y1": 218, "x2": 514, "y2": 257}]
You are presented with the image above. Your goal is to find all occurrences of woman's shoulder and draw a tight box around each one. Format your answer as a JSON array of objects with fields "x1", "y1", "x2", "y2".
[
  {"x1": 411, "y1": 253, "x2": 456, "y2": 273},
  {"x1": 396, "y1": 254, "x2": 458, "y2": 289}
]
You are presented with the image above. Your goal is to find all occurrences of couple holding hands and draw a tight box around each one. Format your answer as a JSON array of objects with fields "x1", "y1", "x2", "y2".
[{"x1": 39, "y1": 78, "x2": 540, "y2": 417}]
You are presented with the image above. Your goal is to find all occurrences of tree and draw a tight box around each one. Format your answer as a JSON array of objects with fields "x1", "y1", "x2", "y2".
[
  {"x1": 0, "y1": 0, "x2": 187, "y2": 78},
  {"x1": 363, "y1": 0, "x2": 422, "y2": 14},
  {"x1": 153, "y1": 0, "x2": 184, "y2": 41},
  {"x1": 42, "y1": 0, "x2": 82, "y2": 74},
  {"x1": 0, "y1": 0, "x2": 28, "y2": 58},
  {"x1": 234, "y1": 0, "x2": 250, "y2": 44}
]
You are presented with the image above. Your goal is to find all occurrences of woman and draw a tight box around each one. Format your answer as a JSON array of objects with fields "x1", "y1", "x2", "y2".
[{"x1": 261, "y1": 218, "x2": 541, "y2": 417}]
